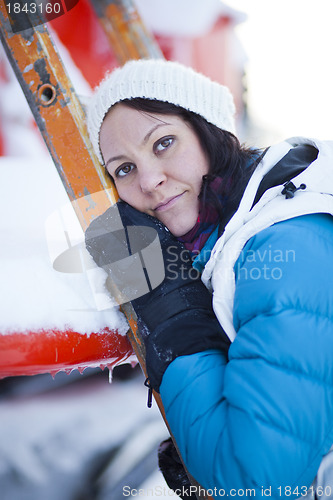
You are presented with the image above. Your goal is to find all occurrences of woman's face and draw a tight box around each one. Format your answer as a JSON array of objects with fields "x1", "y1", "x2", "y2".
[{"x1": 99, "y1": 103, "x2": 209, "y2": 237}]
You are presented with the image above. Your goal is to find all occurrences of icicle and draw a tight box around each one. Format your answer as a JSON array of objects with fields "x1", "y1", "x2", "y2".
[
  {"x1": 108, "y1": 367, "x2": 113, "y2": 384},
  {"x1": 50, "y1": 370, "x2": 58, "y2": 379},
  {"x1": 77, "y1": 366, "x2": 85, "y2": 374}
]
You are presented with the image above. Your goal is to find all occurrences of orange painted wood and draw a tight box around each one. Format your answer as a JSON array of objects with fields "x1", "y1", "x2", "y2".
[{"x1": 90, "y1": 0, "x2": 163, "y2": 64}]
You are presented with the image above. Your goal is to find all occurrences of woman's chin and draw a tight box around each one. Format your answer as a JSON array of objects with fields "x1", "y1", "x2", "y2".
[{"x1": 164, "y1": 217, "x2": 197, "y2": 238}]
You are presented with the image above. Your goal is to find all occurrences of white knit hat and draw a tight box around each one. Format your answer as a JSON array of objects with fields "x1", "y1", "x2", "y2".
[{"x1": 87, "y1": 58, "x2": 236, "y2": 164}]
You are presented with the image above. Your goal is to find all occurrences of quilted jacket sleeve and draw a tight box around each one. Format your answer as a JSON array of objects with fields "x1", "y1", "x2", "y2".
[{"x1": 159, "y1": 213, "x2": 333, "y2": 498}]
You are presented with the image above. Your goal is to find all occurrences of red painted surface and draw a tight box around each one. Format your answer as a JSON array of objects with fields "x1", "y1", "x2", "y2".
[
  {"x1": 50, "y1": 0, "x2": 118, "y2": 88},
  {"x1": 0, "y1": 328, "x2": 134, "y2": 378}
]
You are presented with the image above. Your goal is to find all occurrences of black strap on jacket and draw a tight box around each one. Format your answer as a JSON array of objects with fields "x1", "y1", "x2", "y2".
[{"x1": 251, "y1": 144, "x2": 318, "y2": 208}]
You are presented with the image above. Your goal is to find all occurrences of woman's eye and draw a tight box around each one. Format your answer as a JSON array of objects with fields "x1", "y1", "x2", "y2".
[
  {"x1": 155, "y1": 137, "x2": 174, "y2": 153},
  {"x1": 115, "y1": 164, "x2": 135, "y2": 178}
]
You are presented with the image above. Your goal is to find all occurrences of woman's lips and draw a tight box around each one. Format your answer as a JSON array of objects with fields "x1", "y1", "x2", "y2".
[{"x1": 154, "y1": 192, "x2": 185, "y2": 212}]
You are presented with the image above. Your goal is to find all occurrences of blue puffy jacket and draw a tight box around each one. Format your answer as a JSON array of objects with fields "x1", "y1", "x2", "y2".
[{"x1": 160, "y1": 213, "x2": 333, "y2": 498}]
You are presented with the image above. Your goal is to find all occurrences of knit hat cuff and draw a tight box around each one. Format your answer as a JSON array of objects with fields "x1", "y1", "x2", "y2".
[{"x1": 87, "y1": 59, "x2": 236, "y2": 164}]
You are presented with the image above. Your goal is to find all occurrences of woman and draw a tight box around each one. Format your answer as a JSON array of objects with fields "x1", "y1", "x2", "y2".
[{"x1": 85, "y1": 59, "x2": 333, "y2": 499}]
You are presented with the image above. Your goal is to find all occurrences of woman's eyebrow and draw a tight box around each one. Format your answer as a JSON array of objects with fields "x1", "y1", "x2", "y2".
[
  {"x1": 143, "y1": 122, "x2": 170, "y2": 145},
  {"x1": 105, "y1": 154, "x2": 126, "y2": 169},
  {"x1": 104, "y1": 122, "x2": 170, "y2": 168}
]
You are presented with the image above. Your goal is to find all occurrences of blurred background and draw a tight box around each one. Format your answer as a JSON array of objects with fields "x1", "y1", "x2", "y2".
[
  {"x1": 231, "y1": 0, "x2": 333, "y2": 143},
  {"x1": 1, "y1": 0, "x2": 333, "y2": 498}
]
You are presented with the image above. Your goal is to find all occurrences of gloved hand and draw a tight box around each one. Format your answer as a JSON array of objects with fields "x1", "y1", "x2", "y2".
[
  {"x1": 158, "y1": 437, "x2": 197, "y2": 500},
  {"x1": 85, "y1": 201, "x2": 230, "y2": 391}
]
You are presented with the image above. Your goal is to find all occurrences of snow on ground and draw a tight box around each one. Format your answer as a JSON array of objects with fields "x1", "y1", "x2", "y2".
[
  {"x1": 0, "y1": 370, "x2": 171, "y2": 500},
  {"x1": 0, "y1": 155, "x2": 127, "y2": 335}
]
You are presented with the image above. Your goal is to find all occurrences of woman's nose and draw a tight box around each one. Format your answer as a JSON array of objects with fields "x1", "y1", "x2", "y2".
[{"x1": 139, "y1": 162, "x2": 167, "y2": 193}]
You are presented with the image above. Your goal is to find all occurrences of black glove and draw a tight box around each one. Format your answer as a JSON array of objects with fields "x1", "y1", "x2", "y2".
[
  {"x1": 158, "y1": 437, "x2": 197, "y2": 500},
  {"x1": 85, "y1": 201, "x2": 230, "y2": 391}
]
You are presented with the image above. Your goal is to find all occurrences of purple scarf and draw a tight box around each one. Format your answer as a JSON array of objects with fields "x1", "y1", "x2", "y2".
[{"x1": 178, "y1": 205, "x2": 219, "y2": 256}]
